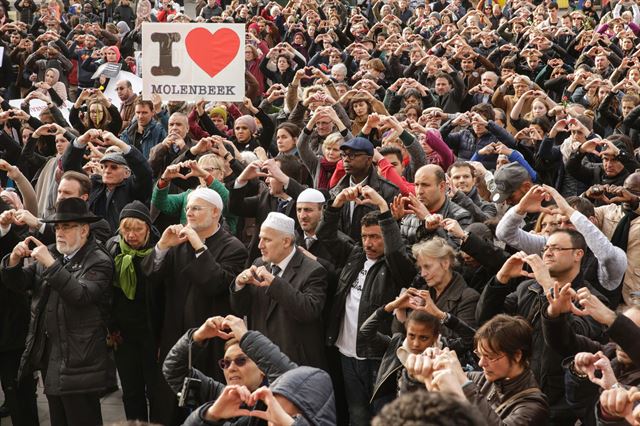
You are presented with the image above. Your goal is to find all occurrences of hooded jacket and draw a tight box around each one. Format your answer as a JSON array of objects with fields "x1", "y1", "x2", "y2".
[{"x1": 178, "y1": 333, "x2": 336, "y2": 426}]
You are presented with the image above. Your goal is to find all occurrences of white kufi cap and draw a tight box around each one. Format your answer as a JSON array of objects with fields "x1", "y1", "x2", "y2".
[
  {"x1": 297, "y1": 188, "x2": 326, "y2": 204},
  {"x1": 262, "y1": 212, "x2": 295, "y2": 236},
  {"x1": 187, "y1": 187, "x2": 223, "y2": 211}
]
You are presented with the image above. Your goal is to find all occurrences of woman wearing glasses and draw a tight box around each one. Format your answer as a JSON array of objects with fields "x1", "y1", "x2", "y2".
[
  {"x1": 164, "y1": 314, "x2": 336, "y2": 425},
  {"x1": 406, "y1": 314, "x2": 549, "y2": 425}
]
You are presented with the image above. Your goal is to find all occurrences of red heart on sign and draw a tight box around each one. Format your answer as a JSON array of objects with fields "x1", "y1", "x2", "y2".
[{"x1": 185, "y1": 27, "x2": 240, "y2": 78}]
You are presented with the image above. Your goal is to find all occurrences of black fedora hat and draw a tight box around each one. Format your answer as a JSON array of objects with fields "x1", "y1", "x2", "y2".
[{"x1": 42, "y1": 198, "x2": 101, "y2": 224}]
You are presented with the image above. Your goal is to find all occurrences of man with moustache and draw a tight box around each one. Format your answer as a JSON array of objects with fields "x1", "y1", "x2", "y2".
[
  {"x1": 231, "y1": 212, "x2": 328, "y2": 369},
  {"x1": 1, "y1": 198, "x2": 114, "y2": 426}
]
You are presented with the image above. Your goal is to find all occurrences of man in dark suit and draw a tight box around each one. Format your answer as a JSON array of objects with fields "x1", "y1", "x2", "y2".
[
  {"x1": 230, "y1": 212, "x2": 328, "y2": 369},
  {"x1": 229, "y1": 155, "x2": 305, "y2": 263},
  {"x1": 141, "y1": 187, "x2": 247, "y2": 425}
]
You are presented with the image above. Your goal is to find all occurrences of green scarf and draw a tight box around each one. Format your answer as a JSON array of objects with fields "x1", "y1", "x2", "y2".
[{"x1": 114, "y1": 239, "x2": 153, "y2": 300}]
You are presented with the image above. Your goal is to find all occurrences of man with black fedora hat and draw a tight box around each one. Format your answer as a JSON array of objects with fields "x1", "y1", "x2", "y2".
[{"x1": 1, "y1": 197, "x2": 115, "y2": 426}]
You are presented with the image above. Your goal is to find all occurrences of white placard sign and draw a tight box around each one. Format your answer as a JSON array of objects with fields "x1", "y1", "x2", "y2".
[
  {"x1": 141, "y1": 23, "x2": 245, "y2": 102},
  {"x1": 9, "y1": 99, "x2": 72, "y2": 122}
]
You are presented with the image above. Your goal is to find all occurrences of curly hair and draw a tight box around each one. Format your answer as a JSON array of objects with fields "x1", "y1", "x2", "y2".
[{"x1": 372, "y1": 390, "x2": 486, "y2": 426}]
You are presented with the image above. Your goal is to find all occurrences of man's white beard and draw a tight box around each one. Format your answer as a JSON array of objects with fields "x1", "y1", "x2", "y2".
[{"x1": 56, "y1": 240, "x2": 84, "y2": 256}]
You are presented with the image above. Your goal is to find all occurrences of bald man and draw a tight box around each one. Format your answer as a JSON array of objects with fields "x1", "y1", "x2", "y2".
[
  {"x1": 116, "y1": 79, "x2": 138, "y2": 131},
  {"x1": 149, "y1": 112, "x2": 194, "y2": 179},
  {"x1": 141, "y1": 188, "x2": 247, "y2": 425},
  {"x1": 400, "y1": 164, "x2": 473, "y2": 244}
]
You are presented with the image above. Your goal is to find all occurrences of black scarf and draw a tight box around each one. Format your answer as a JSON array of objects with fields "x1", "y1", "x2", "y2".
[{"x1": 611, "y1": 208, "x2": 639, "y2": 251}]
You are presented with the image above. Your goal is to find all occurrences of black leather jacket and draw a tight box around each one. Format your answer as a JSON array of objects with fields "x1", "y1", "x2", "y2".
[
  {"x1": 1, "y1": 236, "x2": 114, "y2": 395},
  {"x1": 318, "y1": 207, "x2": 416, "y2": 359}
]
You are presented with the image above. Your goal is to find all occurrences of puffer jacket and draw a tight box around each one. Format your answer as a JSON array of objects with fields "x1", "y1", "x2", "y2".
[
  {"x1": 0, "y1": 236, "x2": 114, "y2": 395},
  {"x1": 400, "y1": 196, "x2": 473, "y2": 245},
  {"x1": 164, "y1": 330, "x2": 296, "y2": 409},
  {"x1": 464, "y1": 368, "x2": 549, "y2": 425},
  {"x1": 178, "y1": 332, "x2": 336, "y2": 426},
  {"x1": 318, "y1": 208, "x2": 416, "y2": 359}
]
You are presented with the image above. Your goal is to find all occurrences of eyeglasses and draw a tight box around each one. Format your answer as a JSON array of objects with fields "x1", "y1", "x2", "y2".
[
  {"x1": 203, "y1": 167, "x2": 221, "y2": 172},
  {"x1": 185, "y1": 205, "x2": 211, "y2": 212},
  {"x1": 473, "y1": 350, "x2": 505, "y2": 363},
  {"x1": 340, "y1": 151, "x2": 368, "y2": 160},
  {"x1": 218, "y1": 355, "x2": 249, "y2": 369},
  {"x1": 54, "y1": 223, "x2": 82, "y2": 232},
  {"x1": 542, "y1": 246, "x2": 578, "y2": 254}
]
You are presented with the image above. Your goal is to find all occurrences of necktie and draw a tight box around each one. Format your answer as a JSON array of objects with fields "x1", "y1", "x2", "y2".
[
  {"x1": 305, "y1": 237, "x2": 314, "y2": 250},
  {"x1": 62, "y1": 256, "x2": 70, "y2": 265},
  {"x1": 271, "y1": 264, "x2": 281, "y2": 277},
  {"x1": 277, "y1": 199, "x2": 289, "y2": 213}
]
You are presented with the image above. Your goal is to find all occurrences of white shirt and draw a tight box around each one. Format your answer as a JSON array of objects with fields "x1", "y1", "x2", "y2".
[
  {"x1": 335, "y1": 258, "x2": 376, "y2": 359},
  {"x1": 348, "y1": 176, "x2": 368, "y2": 221},
  {"x1": 272, "y1": 246, "x2": 296, "y2": 277}
]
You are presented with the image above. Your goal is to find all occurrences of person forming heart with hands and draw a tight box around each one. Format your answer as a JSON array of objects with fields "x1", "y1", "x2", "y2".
[
  {"x1": 9, "y1": 236, "x2": 55, "y2": 268},
  {"x1": 180, "y1": 314, "x2": 337, "y2": 425}
]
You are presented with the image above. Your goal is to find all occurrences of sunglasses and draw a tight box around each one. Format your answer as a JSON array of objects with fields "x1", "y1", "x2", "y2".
[{"x1": 218, "y1": 355, "x2": 249, "y2": 370}]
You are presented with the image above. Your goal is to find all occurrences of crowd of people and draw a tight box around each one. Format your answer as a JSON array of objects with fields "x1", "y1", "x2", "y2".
[{"x1": 1, "y1": 0, "x2": 640, "y2": 424}]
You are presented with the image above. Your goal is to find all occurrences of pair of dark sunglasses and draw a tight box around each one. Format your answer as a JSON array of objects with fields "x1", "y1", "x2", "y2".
[{"x1": 218, "y1": 355, "x2": 249, "y2": 370}]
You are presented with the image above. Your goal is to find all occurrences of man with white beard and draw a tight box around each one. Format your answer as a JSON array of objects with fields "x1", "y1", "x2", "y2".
[{"x1": 1, "y1": 197, "x2": 114, "y2": 426}]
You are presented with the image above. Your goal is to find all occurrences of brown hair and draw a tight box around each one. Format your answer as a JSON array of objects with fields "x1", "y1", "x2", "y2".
[
  {"x1": 61, "y1": 171, "x2": 92, "y2": 196},
  {"x1": 474, "y1": 314, "x2": 532, "y2": 366}
]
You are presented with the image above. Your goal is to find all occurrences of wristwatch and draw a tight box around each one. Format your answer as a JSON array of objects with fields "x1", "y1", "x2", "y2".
[{"x1": 195, "y1": 245, "x2": 207, "y2": 255}]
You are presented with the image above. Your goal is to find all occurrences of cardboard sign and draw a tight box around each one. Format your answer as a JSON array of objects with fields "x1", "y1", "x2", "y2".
[{"x1": 141, "y1": 23, "x2": 245, "y2": 102}]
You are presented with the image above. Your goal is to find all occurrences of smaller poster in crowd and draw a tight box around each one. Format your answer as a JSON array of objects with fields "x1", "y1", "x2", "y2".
[{"x1": 141, "y1": 23, "x2": 245, "y2": 102}]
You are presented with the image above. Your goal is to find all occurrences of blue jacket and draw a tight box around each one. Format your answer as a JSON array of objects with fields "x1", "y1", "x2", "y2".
[{"x1": 120, "y1": 113, "x2": 168, "y2": 159}]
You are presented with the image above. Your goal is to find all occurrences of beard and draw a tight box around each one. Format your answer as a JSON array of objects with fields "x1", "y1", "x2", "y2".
[{"x1": 56, "y1": 238, "x2": 84, "y2": 255}]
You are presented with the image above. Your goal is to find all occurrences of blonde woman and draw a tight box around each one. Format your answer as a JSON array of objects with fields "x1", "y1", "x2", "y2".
[
  {"x1": 412, "y1": 237, "x2": 479, "y2": 344},
  {"x1": 151, "y1": 154, "x2": 237, "y2": 233},
  {"x1": 297, "y1": 131, "x2": 343, "y2": 190}
]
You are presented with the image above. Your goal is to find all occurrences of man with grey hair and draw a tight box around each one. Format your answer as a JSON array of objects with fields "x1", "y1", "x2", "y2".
[
  {"x1": 2, "y1": 198, "x2": 114, "y2": 426},
  {"x1": 231, "y1": 211, "x2": 329, "y2": 369}
]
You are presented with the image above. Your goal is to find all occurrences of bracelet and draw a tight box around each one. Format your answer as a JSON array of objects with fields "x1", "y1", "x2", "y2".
[
  {"x1": 569, "y1": 361, "x2": 588, "y2": 379},
  {"x1": 224, "y1": 152, "x2": 232, "y2": 160}
]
